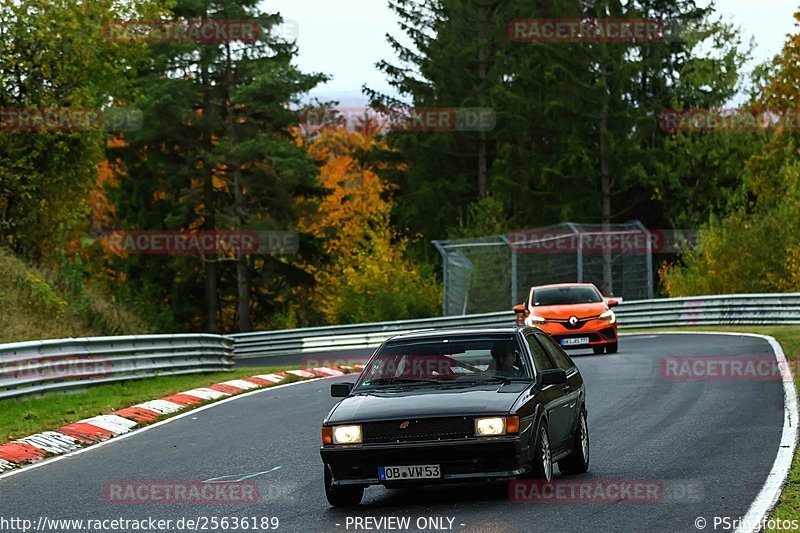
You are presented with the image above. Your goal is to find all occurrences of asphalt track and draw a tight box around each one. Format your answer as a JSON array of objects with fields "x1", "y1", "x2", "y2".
[{"x1": 0, "y1": 333, "x2": 785, "y2": 532}]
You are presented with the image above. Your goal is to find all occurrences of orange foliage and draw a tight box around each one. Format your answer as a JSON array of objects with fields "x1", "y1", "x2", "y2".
[
  {"x1": 299, "y1": 126, "x2": 393, "y2": 258},
  {"x1": 89, "y1": 135, "x2": 125, "y2": 234}
]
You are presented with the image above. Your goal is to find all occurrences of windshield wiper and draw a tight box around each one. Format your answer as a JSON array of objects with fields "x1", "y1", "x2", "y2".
[
  {"x1": 361, "y1": 377, "x2": 445, "y2": 387},
  {"x1": 479, "y1": 375, "x2": 529, "y2": 383},
  {"x1": 444, "y1": 375, "x2": 525, "y2": 386}
]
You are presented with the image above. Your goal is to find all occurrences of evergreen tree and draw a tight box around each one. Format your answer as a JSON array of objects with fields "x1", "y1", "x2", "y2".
[{"x1": 109, "y1": 0, "x2": 326, "y2": 332}]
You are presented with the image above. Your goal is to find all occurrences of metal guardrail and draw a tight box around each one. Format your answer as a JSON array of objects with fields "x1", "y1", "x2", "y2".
[
  {"x1": 1, "y1": 293, "x2": 798, "y2": 399},
  {"x1": 0, "y1": 334, "x2": 234, "y2": 399},
  {"x1": 231, "y1": 293, "x2": 800, "y2": 357},
  {"x1": 614, "y1": 293, "x2": 800, "y2": 328},
  {"x1": 232, "y1": 311, "x2": 514, "y2": 358}
]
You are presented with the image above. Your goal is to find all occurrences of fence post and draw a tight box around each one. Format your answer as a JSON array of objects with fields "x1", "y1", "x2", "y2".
[{"x1": 432, "y1": 240, "x2": 448, "y2": 315}]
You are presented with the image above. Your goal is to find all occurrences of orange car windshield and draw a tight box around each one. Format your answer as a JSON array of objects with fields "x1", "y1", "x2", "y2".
[{"x1": 533, "y1": 287, "x2": 602, "y2": 306}]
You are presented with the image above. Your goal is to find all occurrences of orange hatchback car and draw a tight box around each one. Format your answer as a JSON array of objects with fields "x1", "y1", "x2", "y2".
[{"x1": 513, "y1": 283, "x2": 619, "y2": 354}]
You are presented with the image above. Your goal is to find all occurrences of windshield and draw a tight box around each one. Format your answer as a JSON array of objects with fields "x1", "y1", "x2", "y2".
[
  {"x1": 355, "y1": 335, "x2": 531, "y2": 390},
  {"x1": 532, "y1": 286, "x2": 602, "y2": 306}
]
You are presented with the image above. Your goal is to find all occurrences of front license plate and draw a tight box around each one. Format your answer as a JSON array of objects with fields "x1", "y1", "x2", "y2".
[
  {"x1": 562, "y1": 337, "x2": 590, "y2": 346},
  {"x1": 379, "y1": 465, "x2": 441, "y2": 481}
]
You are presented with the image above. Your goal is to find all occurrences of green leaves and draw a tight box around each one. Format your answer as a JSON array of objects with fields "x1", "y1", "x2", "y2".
[{"x1": 106, "y1": 0, "x2": 327, "y2": 332}]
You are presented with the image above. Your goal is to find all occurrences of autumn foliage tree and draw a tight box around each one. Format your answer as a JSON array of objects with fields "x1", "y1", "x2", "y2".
[
  {"x1": 662, "y1": 10, "x2": 800, "y2": 295},
  {"x1": 297, "y1": 123, "x2": 440, "y2": 324}
]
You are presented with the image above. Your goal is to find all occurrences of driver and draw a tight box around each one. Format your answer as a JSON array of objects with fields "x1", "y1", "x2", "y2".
[{"x1": 489, "y1": 342, "x2": 521, "y2": 377}]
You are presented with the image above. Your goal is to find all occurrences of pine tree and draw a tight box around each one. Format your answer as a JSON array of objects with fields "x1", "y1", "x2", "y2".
[{"x1": 109, "y1": 0, "x2": 326, "y2": 332}]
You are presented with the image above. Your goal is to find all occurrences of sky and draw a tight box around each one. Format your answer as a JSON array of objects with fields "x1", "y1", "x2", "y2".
[{"x1": 264, "y1": 0, "x2": 798, "y2": 105}]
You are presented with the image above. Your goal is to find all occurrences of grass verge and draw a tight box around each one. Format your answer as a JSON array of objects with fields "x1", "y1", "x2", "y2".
[
  {"x1": 0, "y1": 366, "x2": 297, "y2": 444},
  {"x1": 625, "y1": 325, "x2": 800, "y2": 527},
  {"x1": 0, "y1": 248, "x2": 152, "y2": 344}
]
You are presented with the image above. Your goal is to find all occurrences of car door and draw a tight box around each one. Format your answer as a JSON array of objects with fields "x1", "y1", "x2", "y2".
[
  {"x1": 523, "y1": 332, "x2": 571, "y2": 448},
  {"x1": 536, "y1": 332, "x2": 582, "y2": 448}
]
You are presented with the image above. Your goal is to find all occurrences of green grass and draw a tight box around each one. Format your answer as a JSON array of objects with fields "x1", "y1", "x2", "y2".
[
  {"x1": 625, "y1": 325, "x2": 800, "y2": 528},
  {"x1": 0, "y1": 366, "x2": 298, "y2": 443}
]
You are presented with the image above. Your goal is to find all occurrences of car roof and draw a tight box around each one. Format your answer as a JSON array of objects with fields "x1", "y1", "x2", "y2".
[
  {"x1": 385, "y1": 326, "x2": 541, "y2": 342},
  {"x1": 530, "y1": 282, "x2": 599, "y2": 290}
]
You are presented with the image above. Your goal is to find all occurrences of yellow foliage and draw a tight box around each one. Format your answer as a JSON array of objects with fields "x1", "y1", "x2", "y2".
[
  {"x1": 296, "y1": 125, "x2": 440, "y2": 323},
  {"x1": 299, "y1": 127, "x2": 392, "y2": 258}
]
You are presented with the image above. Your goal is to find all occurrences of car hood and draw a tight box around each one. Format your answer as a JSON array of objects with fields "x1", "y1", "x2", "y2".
[
  {"x1": 532, "y1": 302, "x2": 608, "y2": 320},
  {"x1": 326, "y1": 383, "x2": 529, "y2": 424}
]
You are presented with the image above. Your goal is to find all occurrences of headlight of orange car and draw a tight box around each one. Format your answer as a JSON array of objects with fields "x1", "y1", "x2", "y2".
[
  {"x1": 599, "y1": 309, "x2": 616, "y2": 324},
  {"x1": 524, "y1": 314, "x2": 546, "y2": 326}
]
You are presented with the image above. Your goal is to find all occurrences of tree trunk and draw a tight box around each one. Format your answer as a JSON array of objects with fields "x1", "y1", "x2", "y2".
[
  {"x1": 598, "y1": 66, "x2": 613, "y2": 297},
  {"x1": 477, "y1": 5, "x2": 487, "y2": 198},
  {"x1": 225, "y1": 43, "x2": 251, "y2": 332},
  {"x1": 203, "y1": 174, "x2": 218, "y2": 332},
  {"x1": 201, "y1": 63, "x2": 218, "y2": 332}
]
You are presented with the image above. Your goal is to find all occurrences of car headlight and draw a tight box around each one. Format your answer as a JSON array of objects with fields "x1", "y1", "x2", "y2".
[
  {"x1": 524, "y1": 314, "x2": 546, "y2": 326},
  {"x1": 332, "y1": 424, "x2": 362, "y2": 444},
  {"x1": 599, "y1": 309, "x2": 616, "y2": 324},
  {"x1": 474, "y1": 416, "x2": 519, "y2": 436}
]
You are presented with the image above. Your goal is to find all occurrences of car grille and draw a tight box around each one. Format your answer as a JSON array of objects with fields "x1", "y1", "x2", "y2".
[
  {"x1": 547, "y1": 316, "x2": 598, "y2": 330},
  {"x1": 362, "y1": 417, "x2": 473, "y2": 444}
]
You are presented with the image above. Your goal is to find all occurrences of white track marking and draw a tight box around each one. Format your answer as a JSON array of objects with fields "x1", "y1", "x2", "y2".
[
  {"x1": 220, "y1": 379, "x2": 261, "y2": 390},
  {"x1": 313, "y1": 367, "x2": 344, "y2": 376},
  {"x1": 286, "y1": 369, "x2": 316, "y2": 378},
  {"x1": 254, "y1": 374, "x2": 285, "y2": 383},
  {"x1": 80, "y1": 415, "x2": 138, "y2": 434},
  {"x1": 181, "y1": 388, "x2": 229, "y2": 400},
  {"x1": 134, "y1": 400, "x2": 185, "y2": 415},
  {"x1": 16, "y1": 432, "x2": 82, "y2": 454},
  {"x1": 204, "y1": 466, "x2": 281, "y2": 483}
]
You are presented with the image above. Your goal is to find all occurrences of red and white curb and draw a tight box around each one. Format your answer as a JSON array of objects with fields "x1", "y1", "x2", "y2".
[{"x1": 0, "y1": 365, "x2": 362, "y2": 474}]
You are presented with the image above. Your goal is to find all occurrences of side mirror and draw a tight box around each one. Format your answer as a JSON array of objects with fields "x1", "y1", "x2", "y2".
[
  {"x1": 331, "y1": 382, "x2": 354, "y2": 398},
  {"x1": 539, "y1": 368, "x2": 567, "y2": 386},
  {"x1": 607, "y1": 299, "x2": 619, "y2": 308},
  {"x1": 513, "y1": 304, "x2": 529, "y2": 325}
]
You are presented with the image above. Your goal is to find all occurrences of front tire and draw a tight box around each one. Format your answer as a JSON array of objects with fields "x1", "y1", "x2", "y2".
[
  {"x1": 558, "y1": 410, "x2": 589, "y2": 475},
  {"x1": 606, "y1": 342, "x2": 618, "y2": 354},
  {"x1": 529, "y1": 423, "x2": 553, "y2": 481},
  {"x1": 324, "y1": 465, "x2": 364, "y2": 507},
  {"x1": 592, "y1": 346, "x2": 604, "y2": 355}
]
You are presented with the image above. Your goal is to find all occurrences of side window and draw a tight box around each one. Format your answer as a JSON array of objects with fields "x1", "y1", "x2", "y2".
[
  {"x1": 525, "y1": 334, "x2": 554, "y2": 372},
  {"x1": 537, "y1": 334, "x2": 574, "y2": 371}
]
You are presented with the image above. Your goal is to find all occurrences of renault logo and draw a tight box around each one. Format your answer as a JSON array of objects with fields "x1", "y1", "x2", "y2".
[
  {"x1": 399, "y1": 421, "x2": 410, "y2": 429},
  {"x1": 568, "y1": 316, "x2": 579, "y2": 326}
]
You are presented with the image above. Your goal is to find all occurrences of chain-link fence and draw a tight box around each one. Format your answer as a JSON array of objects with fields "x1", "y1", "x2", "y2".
[{"x1": 433, "y1": 221, "x2": 654, "y2": 316}]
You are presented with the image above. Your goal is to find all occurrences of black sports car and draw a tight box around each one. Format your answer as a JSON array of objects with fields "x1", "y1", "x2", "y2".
[{"x1": 319, "y1": 326, "x2": 589, "y2": 506}]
